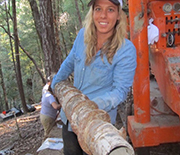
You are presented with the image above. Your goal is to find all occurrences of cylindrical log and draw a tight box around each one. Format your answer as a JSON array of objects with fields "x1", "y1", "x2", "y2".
[{"x1": 55, "y1": 81, "x2": 134, "y2": 155}]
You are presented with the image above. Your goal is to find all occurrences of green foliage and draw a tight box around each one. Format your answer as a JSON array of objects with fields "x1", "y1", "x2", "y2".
[
  {"x1": 0, "y1": 0, "x2": 43, "y2": 110},
  {"x1": 0, "y1": 0, "x2": 90, "y2": 111},
  {"x1": 59, "y1": 0, "x2": 89, "y2": 57}
]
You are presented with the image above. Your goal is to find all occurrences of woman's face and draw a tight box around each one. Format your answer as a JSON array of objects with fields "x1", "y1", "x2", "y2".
[{"x1": 93, "y1": 0, "x2": 120, "y2": 37}]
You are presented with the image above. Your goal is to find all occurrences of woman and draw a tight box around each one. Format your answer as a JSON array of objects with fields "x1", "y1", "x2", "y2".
[
  {"x1": 51, "y1": 0, "x2": 137, "y2": 154},
  {"x1": 40, "y1": 85, "x2": 61, "y2": 141}
]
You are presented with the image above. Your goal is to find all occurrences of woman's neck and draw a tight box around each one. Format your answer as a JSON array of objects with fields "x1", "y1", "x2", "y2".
[
  {"x1": 96, "y1": 37, "x2": 107, "y2": 52},
  {"x1": 96, "y1": 32, "x2": 112, "y2": 51}
]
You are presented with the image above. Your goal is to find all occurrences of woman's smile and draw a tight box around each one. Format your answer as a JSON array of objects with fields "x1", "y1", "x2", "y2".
[{"x1": 93, "y1": 0, "x2": 120, "y2": 37}]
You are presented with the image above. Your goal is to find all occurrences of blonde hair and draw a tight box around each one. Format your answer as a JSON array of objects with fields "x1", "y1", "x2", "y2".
[{"x1": 83, "y1": 5, "x2": 127, "y2": 65}]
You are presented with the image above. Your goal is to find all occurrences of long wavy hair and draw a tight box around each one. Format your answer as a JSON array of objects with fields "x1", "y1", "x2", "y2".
[{"x1": 83, "y1": 5, "x2": 127, "y2": 65}]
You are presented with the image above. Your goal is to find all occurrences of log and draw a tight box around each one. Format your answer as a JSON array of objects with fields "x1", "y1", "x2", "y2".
[
  {"x1": 17, "y1": 114, "x2": 39, "y2": 122},
  {"x1": 54, "y1": 80, "x2": 134, "y2": 155}
]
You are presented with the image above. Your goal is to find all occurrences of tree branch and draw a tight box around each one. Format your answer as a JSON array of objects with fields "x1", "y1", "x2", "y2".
[{"x1": 0, "y1": 25, "x2": 46, "y2": 84}]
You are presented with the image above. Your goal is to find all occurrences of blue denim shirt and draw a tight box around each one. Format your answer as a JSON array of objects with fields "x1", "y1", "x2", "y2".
[{"x1": 51, "y1": 28, "x2": 137, "y2": 128}]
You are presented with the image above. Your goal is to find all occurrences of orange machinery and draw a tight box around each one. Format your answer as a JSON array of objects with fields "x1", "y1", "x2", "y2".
[{"x1": 128, "y1": 0, "x2": 180, "y2": 148}]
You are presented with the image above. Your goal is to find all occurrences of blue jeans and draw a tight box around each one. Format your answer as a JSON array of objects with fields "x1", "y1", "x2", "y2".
[{"x1": 62, "y1": 122, "x2": 88, "y2": 155}]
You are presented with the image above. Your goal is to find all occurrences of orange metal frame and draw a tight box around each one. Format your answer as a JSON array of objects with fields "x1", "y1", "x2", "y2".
[{"x1": 128, "y1": 0, "x2": 180, "y2": 148}]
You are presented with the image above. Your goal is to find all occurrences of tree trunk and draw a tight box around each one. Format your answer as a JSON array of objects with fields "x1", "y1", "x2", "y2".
[
  {"x1": 39, "y1": 0, "x2": 57, "y2": 76},
  {"x1": 29, "y1": 0, "x2": 63, "y2": 76},
  {"x1": 74, "y1": 0, "x2": 82, "y2": 28},
  {"x1": 0, "y1": 95, "x2": 2, "y2": 112},
  {"x1": 52, "y1": 0, "x2": 62, "y2": 69},
  {"x1": 1, "y1": 1, "x2": 46, "y2": 85},
  {"x1": 54, "y1": 81, "x2": 135, "y2": 155},
  {"x1": 3, "y1": 0, "x2": 15, "y2": 110},
  {"x1": 79, "y1": 0, "x2": 85, "y2": 11},
  {"x1": 28, "y1": 0, "x2": 43, "y2": 49},
  {"x1": 12, "y1": 0, "x2": 28, "y2": 113},
  {"x1": 0, "y1": 61, "x2": 9, "y2": 111},
  {"x1": 5, "y1": 0, "x2": 17, "y2": 81}
]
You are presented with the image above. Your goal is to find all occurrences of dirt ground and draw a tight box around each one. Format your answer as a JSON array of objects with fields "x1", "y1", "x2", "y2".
[
  {"x1": 0, "y1": 107, "x2": 43, "y2": 155},
  {"x1": 0, "y1": 101, "x2": 180, "y2": 155}
]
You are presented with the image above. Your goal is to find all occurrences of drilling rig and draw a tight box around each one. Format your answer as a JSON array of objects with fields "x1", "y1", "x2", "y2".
[{"x1": 128, "y1": 0, "x2": 180, "y2": 153}]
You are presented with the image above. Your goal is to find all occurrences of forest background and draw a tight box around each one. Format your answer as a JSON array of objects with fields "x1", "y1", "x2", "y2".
[
  {"x1": 0, "y1": 0, "x2": 128, "y2": 113},
  {"x1": 0, "y1": 0, "x2": 89, "y2": 113}
]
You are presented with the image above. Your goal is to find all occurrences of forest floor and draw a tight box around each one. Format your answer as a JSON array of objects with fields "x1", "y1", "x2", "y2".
[
  {"x1": 0, "y1": 105, "x2": 43, "y2": 155},
  {"x1": 0, "y1": 97, "x2": 180, "y2": 155}
]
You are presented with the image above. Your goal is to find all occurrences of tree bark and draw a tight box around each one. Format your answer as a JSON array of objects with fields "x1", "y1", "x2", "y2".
[
  {"x1": 39, "y1": 0, "x2": 57, "y2": 76},
  {"x1": 0, "y1": 61, "x2": 9, "y2": 111},
  {"x1": 12, "y1": 0, "x2": 28, "y2": 113},
  {"x1": 28, "y1": 0, "x2": 43, "y2": 49},
  {"x1": 52, "y1": 0, "x2": 62, "y2": 69},
  {"x1": 28, "y1": 0, "x2": 66, "y2": 77},
  {"x1": 54, "y1": 81, "x2": 135, "y2": 155},
  {"x1": 28, "y1": 0, "x2": 61, "y2": 77},
  {"x1": 74, "y1": 0, "x2": 82, "y2": 28}
]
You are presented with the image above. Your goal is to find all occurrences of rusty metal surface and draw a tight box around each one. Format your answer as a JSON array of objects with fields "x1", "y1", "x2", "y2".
[
  {"x1": 128, "y1": 0, "x2": 180, "y2": 148},
  {"x1": 148, "y1": 0, "x2": 180, "y2": 116},
  {"x1": 128, "y1": 0, "x2": 150, "y2": 124},
  {"x1": 55, "y1": 80, "x2": 134, "y2": 155}
]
